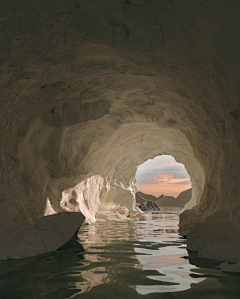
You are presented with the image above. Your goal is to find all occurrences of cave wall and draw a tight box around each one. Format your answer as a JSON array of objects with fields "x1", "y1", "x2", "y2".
[{"x1": 0, "y1": 0, "x2": 240, "y2": 261}]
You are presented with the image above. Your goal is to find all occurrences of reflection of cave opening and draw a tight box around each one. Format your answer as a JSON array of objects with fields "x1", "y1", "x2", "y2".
[{"x1": 135, "y1": 155, "x2": 192, "y2": 211}]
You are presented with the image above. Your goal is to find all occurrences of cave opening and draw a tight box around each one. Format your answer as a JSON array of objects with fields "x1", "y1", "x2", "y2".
[
  {"x1": 42, "y1": 122, "x2": 204, "y2": 226},
  {"x1": 135, "y1": 154, "x2": 192, "y2": 212},
  {"x1": 135, "y1": 154, "x2": 192, "y2": 197},
  {"x1": 1, "y1": 0, "x2": 240, "y2": 296}
]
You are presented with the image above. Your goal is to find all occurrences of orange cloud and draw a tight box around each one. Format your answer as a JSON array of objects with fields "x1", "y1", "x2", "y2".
[
  {"x1": 162, "y1": 160, "x2": 179, "y2": 167},
  {"x1": 153, "y1": 174, "x2": 190, "y2": 185}
]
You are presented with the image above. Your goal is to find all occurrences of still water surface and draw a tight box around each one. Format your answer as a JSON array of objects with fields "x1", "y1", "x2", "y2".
[{"x1": 1, "y1": 209, "x2": 240, "y2": 298}]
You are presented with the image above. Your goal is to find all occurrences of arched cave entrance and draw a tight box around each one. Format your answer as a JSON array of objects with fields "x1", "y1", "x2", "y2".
[
  {"x1": 0, "y1": 0, "x2": 239, "y2": 273},
  {"x1": 135, "y1": 154, "x2": 192, "y2": 210}
]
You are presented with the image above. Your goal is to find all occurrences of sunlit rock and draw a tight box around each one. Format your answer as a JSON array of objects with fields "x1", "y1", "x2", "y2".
[
  {"x1": 128, "y1": 209, "x2": 148, "y2": 221},
  {"x1": 111, "y1": 206, "x2": 129, "y2": 217},
  {"x1": 95, "y1": 210, "x2": 126, "y2": 222},
  {"x1": 95, "y1": 206, "x2": 147, "y2": 222}
]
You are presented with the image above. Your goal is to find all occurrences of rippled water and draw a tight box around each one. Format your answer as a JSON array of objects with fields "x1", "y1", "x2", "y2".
[{"x1": 1, "y1": 210, "x2": 240, "y2": 299}]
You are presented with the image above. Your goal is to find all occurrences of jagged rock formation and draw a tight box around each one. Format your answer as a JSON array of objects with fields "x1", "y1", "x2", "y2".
[
  {"x1": 0, "y1": 0, "x2": 239, "y2": 266},
  {"x1": 138, "y1": 203, "x2": 147, "y2": 212},
  {"x1": 95, "y1": 206, "x2": 147, "y2": 222},
  {"x1": 155, "y1": 189, "x2": 192, "y2": 207},
  {"x1": 146, "y1": 201, "x2": 160, "y2": 211},
  {"x1": 138, "y1": 201, "x2": 160, "y2": 212}
]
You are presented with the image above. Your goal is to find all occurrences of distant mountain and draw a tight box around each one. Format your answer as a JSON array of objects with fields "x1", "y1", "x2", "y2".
[
  {"x1": 176, "y1": 188, "x2": 192, "y2": 206},
  {"x1": 155, "y1": 188, "x2": 192, "y2": 207},
  {"x1": 135, "y1": 191, "x2": 157, "y2": 204},
  {"x1": 155, "y1": 195, "x2": 176, "y2": 206}
]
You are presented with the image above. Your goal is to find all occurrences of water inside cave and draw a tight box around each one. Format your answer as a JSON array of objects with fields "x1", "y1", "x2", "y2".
[{"x1": 1, "y1": 209, "x2": 240, "y2": 299}]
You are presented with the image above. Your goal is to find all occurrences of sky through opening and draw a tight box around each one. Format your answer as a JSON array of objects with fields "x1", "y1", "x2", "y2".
[{"x1": 135, "y1": 155, "x2": 191, "y2": 198}]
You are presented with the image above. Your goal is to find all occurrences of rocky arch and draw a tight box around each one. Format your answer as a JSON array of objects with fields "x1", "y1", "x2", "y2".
[{"x1": 0, "y1": 0, "x2": 239, "y2": 266}]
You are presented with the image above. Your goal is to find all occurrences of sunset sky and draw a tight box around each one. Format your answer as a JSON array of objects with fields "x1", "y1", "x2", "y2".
[{"x1": 135, "y1": 155, "x2": 191, "y2": 198}]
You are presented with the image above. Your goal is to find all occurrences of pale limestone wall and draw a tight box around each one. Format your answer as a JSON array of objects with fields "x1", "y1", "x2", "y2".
[{"x1": 0, "y1": 0, "x2": 239, "y2": 261}]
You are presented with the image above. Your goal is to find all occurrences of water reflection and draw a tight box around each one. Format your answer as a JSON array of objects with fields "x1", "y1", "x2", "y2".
[{"x1": 0, "y1": 210, "x2": 240, "y2": 299}]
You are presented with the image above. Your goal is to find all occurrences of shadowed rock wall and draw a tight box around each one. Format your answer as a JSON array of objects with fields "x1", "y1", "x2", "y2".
[{"x1": 0, "y1": 0, "x2": 239, "y2": 262}]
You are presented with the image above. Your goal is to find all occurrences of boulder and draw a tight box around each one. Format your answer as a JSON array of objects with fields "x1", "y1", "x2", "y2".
[
  {"x1": 0, "y1": 212, "x2": 85, "y2": 260},
  {"x1": 146, "y1": 201, "x2": 160, "y2": 211},
  {"x1": 139, "y1": 203, "x2": 147, "y2": 211}
]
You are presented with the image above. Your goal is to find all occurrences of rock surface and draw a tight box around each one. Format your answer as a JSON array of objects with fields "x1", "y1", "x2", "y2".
[
  {"x1": 186, "y1": 212, "x2": 240, "y2": 264},
  {"x1": 0, "y1": 0, "x2": 239, "y2": 265},
  {"x1": 95, "y1": 207, "x2": 147, "y2": 222},
  {"x1": 138, "y1": 201, "x2": 160, "y2": 212},
  {"x1": 0, "y1": 212, "x2": 85, "y2": 260}
]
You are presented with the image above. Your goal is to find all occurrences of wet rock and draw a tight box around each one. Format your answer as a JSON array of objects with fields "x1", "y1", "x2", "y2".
[
  {"x1": 146, "y1": 201, "x2": 160, "y2": 211},
  {"x1": 139, "y1": 203, "x2": 147, "y2": 211}
]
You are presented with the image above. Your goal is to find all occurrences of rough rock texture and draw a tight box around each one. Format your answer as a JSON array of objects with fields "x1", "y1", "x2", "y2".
[
  {"x1": 0, "y1": 212, "x2": 85, "y2": 260},
  {"x1": 186, "y1": 212, "x2": 240, "y2": 265},
  {"x1": 95, "y1": 206, "x2": 147, "y2": 222},
  {"x1": 155, "y1": 189, "x2": 192, "y2": 207},
  {"x1": 0, "y1": 0, "x2": 239, "y2": 263}
]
